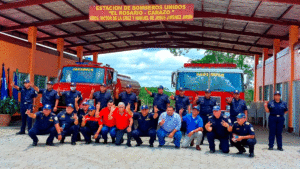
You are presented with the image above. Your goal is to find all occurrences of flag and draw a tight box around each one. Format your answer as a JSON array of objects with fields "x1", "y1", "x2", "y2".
[
  {"x1": 1, "y1": 63, "x2": 8, "y2": 100},
  {"x1": 13, "y1": 69, "x2": 18, "y2": 102}
]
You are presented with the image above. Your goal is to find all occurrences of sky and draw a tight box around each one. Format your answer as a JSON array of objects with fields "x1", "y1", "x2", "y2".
[{"x1": 86, "y1": 48, "x2": 206, "y2": 92}]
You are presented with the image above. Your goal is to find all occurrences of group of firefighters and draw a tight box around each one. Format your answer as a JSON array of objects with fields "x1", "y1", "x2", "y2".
[{"x1": 11, "y1": 79, "x2": 288, "y2": 158}]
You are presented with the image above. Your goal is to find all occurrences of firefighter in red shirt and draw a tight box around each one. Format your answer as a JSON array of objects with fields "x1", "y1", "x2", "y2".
[
  {"x1": 113, "y1": 102, "x2": 133, "y2": 147},
  {"x1": 96, "y1": 100, "x2": 117, "y2": 144},
  {"x1": 80, "y1": 105, "x2": 103, "y2": 144}
]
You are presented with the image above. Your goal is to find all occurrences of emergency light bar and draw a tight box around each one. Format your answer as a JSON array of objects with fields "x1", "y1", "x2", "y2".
[
  {"x1": 184, "y1": 63, "x2": 237, "y2": 68},
  {"x1": 75, "y1": 62, "x2": 102, "y2": 66}
]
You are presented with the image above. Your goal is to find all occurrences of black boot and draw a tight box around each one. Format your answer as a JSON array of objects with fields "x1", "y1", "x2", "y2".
[
  {"x1": 112, "y1": 138, "x2": 115, "y2": 143},
  {"x1": 32, "y1": 142, "x2": 37, "y2": 146},
  {"x1": 16, "y1": 131, "x2": 26, "y2": 135}
]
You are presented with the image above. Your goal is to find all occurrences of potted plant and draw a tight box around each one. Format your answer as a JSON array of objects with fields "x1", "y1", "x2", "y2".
[{"x1": 0, "y1": 97, "x2": 19, "y2": 126}]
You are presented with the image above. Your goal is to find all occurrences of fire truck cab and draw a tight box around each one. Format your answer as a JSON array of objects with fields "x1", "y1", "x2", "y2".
[{"x1": 171, "y1": 63, "x2": 245, "y2": 111}]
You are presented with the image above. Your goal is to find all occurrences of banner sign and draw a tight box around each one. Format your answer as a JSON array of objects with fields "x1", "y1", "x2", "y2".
[{"x1": 89, "y1": 4, "x2": 194, "y2": 22}]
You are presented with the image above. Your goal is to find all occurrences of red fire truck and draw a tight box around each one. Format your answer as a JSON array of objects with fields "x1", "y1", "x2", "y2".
[
  {"x1": 171, "y1": 63, "x2": 245, "y2": 111},
  {"x1": 53, "y1": 62, "x2": 141, "y2": 109}
]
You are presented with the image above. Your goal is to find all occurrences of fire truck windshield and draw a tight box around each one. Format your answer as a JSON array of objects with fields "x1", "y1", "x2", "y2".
[
  {"x1": 60, "y1": 67, "x2": 105, "y2": 84},
  {"x1": 177, "y1": 72, "x2": 244, "y2": 92}
]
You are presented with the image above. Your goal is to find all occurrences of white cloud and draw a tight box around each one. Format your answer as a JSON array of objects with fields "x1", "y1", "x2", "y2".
[{"x1": 92, "y1": 48, "x2": 205, "y2": 91}]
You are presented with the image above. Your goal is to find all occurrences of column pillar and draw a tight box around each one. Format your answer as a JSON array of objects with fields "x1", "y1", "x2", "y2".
[
  {"x1": 273, "y1": 39, "x2": 280, "y2": 93},
  {"x1": 254, "y1": 54, "x2": 259, "y2": 102},
  {"x1": 93, "y1": 52, "x2": 98, "y2": 63},
  {"x1": 57, "y1": 38, "x2": 64, "y2": 70},
  {"x1": 27, "y1": 26, "x2": 37, "y2": 82},
  {"x1": 77, "y1": 46, "x2": 83, "y2": 62},
  {"x1": 288, "y1": 25, "x2": 298, "y2": 133}
]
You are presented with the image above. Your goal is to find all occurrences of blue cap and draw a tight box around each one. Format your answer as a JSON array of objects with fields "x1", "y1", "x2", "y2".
[
  {"x1": 108, "y1": 99, "x2": 114, "y2": 103},
  {"x1": 213, "y1": 106, "x2": 220, "y2": 111},
  {"x1": 43, "y1": 104, "x2": 52, "y2": 110},
  {"x1": 158, "y1": 85, "x2": 164, "y2": 89},
  {"x1": 233, "y1": 90, "x2": 240, "y2": 94},
  {"x1": 70, "y1": 82, "x2": 76, "y2": 86},
  {"x1": 47, "y1": 81, "x2": 53, "y2": 85},
  {"x1": 23, "y1": 79, "x2": 30, "y2": 83},
  {"x1": 237, "y1": 113, "x2": 246, "y2": 119},
  {"x1": 82, "y1": 101, "x2": 89, "y2": 105},
  {"x1": 126, "y1": 84, "x2": 132, "y2": 88},
  {"x1": 179, "y1": 87, "x2": 184, "y2": 91},
  {"x1": 141, "y1": 105, "x2": 149, "y2": 110},
  {"x1": 274, "y1": 91, "x2": 281, "y2": 95},
  {"x1": 88, "y1": 105, "x2": 95, "y2": 111},
  {"x1": 205, "y1": 89, "x2": 211, "y2": 93},
  {"x1": 67, "y1": 103, "x2": 74, "y2": 108},
  {"x1": 101, "y1": 83, "x2": 107, "y2": 87},
  {"x1": 192, "y1": 106, "x2": 199, "y2": 111}
]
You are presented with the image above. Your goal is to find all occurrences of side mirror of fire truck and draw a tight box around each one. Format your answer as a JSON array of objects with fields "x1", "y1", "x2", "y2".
[
  {"x1": 112, "y1": 71, "x2": 118, "y2": 84},
  {"x1": 171, "y1": 72, "x2": 177, "y2": 88}
]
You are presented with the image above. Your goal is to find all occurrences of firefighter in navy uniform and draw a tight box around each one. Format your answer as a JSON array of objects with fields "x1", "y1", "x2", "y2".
[
  {"x1": 11, "y1": 79, "x2": 37, "y2": 135},
  {"x1": 32, "y1": 81, "x2": 59, "y2": 112},
  {"x1": 205, "y1": 106, "x2": 232, "y2": 153},
  {"x1": 193, "y1": 89, "x2": 217, "y2": 144},
  {"x1": 27, "y1": 104, "x2": 62, "y2": 146},
  {"x1": 232, "y1": 113, "x2": 256, "y2": 158},
  {"x1": 89, "y1": 83, "x2": 112, "y2": 110},
  {"x1": 264, "y1": 91, "x2": 288, "y2": 151},
  {"x1": 115, "y1": 84, "x2": 138, "y2": 112},
  {"x1": 80, "y1": 105, "x2": 103, "y2": 144},
  {"x1": 170, "y1": 87, "x2": 191, "y2": 134},
  {"x1": 132, "y1": 105, "x2": 159, "y2": 147},
  {"x1": 56, "y1": 103, "x2": 79, "y2": 145},
  {"x1": 58, "y1": 82, "x2": 82, "y2": 107}
]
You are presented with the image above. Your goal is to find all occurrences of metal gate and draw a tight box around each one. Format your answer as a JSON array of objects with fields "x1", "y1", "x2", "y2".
[{"x1": 293, "y1": 81, "x2": 300, "y2": 135}]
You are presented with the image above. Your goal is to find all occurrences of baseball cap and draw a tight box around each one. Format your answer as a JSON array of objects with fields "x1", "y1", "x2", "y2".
[
  {"x1": 274, "y1": 91, "x2": 281, "y2": 95},
  {"x1": 237, "y1": 113, "x2": 246, "y2": 119},
  {"x1": 157, "y1": 85, "x2": 164, "y2": 89},
  {"x1": 67, "y1": 103, "x2": 74, "y2": 109},
  {"x1": 192, "y1": 106, "x2": 199, "y2": 111},
  {"x1": 141, "y1": 105, "x2": 149, "y2": 110},
  {"x1": 100, "y1": 83, "x2": 107, "y2": 87},
  {"x1": 213, "y1": 106, "x2": 220, "y2": 111},
  {"x1": 233, "y1": 90, "x2": 240, "y2": 94},
  {"x1": 179, "y1": 87, "x2": 184, "y2": 91},
  {"x1": 126, "y1": 84, "x2": 132, "y2": 88},
  {"x1": 88, "y1": 105, "x2": 95, "y2": 111},
  {"x1": 205, "y1": 89, "x2": 211, "y2": 93},
  {"x1": 108, "y1": 99, "x2": 114, "y2": 103},
  {"x1": 70, "y1": 82, "x2": 76, "y2": 86},
  {"x1": 82, "y1": 101, "x2": 89, "y2": 105},
  {"x1": 23, "y1": 79, "x2": 30, "y2": 84},
  {"x1": 43, "y1": 104, "x2": 52, "y2": 110},
  {"x1": 47, "y1": 81, "x2": 53, "y2": 85}
]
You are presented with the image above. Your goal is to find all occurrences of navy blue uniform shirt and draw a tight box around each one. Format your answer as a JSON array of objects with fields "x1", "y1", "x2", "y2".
[
  {"x1": 57, "y1": 111, "x2": 77, "y2": 129},
  {"x1": 93, "y1": 91, "x2": 112, "y2": 109},
  {"x1": 197, "y1": 97, "x2": 217, "y2": 116},
  {"x1": 39, "y1": 89, "x2": 59, "y2": 108},
  {"x1": 19, "y1": 87, "x2": 37, "y2": 104},
  {"x1": 268, "y1": 100, "x2": 288, "y2": 116},
  {"x1": 119, "y1": 92, "x2": 138, "y2": 111},
  {"x1": 174, "y1": 95, "x2": 190, "y2": 115},
  {"x1": 151, "y1": 93, "x2": 170, "y2": 111},
  {"x1": 133, "y1": 113, "x2": 155, "y2": 132},
  {"x1": 229, "y1": 98, "x2": 247, "y2": 117},
  {"x1": 62, "y1": 90, "x2": 82, "y2": 106},
  {"x1": 33, "y1": 112, "x2": 59, "y2": 130},
  {"x1": 232, "y1": 121, "x2": 255, "y2": 136},
  {"x1": 208, "y1": 115, "x2": 232, "y2": 138}
]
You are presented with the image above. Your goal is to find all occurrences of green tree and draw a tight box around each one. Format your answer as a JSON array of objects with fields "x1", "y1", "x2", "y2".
[{"x1": 138, "y1": 87, "x2": 175, "y2": 107}]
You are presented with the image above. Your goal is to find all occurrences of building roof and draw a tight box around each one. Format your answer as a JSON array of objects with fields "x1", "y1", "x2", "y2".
[{"x1": 0, "y1": 0, "x2": 299, "y2": 56}]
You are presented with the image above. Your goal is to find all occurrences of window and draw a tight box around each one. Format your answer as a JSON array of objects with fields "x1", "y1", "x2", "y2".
[
  {"x1": 60, "y1": 67, "x2": 105, "y2": 84},
  {"x1": 264, "y1": 85, "x2": 269, "y2": 101},
  {"x1": 177, "y1": 72, "x2": 243, "y2": 92},
  {"x1": 276, "y1": 83, "x2": 282, "y2": 93},
  {"x1": 34, "y1": 75, "x2": 47, "y2": 89},
  {"x1": 15, "y1": 72, "x2": 29, "y2": 87},
  {"x1": 259, "y1": 86, "x2": 262, "y2": 101},
  {"x1": 106, "y1": 70, "x2": 113, "y2": 85}
]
